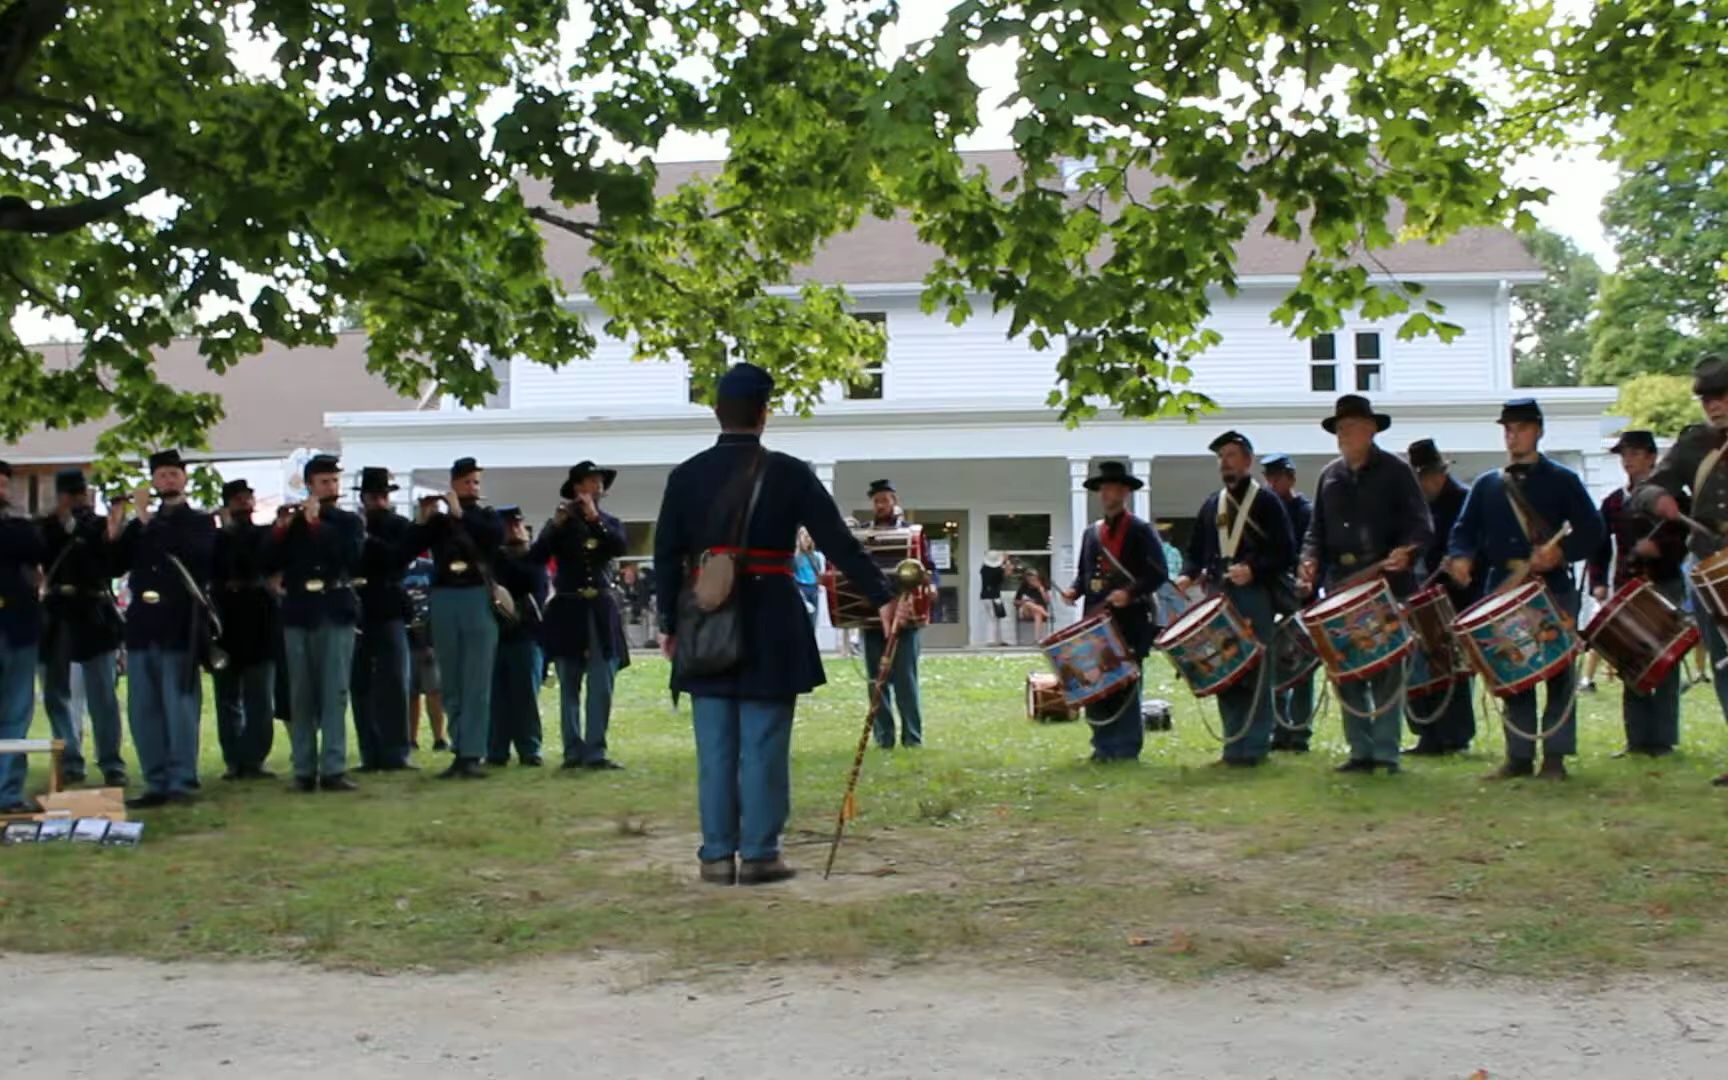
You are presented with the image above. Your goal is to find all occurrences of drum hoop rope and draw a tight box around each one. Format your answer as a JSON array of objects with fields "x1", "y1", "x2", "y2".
[
  {"x1": 1328, "y1": 654, "x2": 1410, "y2": 721},
  {"x1": 1482, "y1": 656, "x2": 1582, "y2": 744},
  {"x1": 1195, "y1": 641, "x2": 1273, "y2": 747},
  {"x1": 1403, "y1": 670, "x2": 1460, "y2": 727},
  {"x1": 1083, "y1": 671, "x2": 1145, "y2": 729}
]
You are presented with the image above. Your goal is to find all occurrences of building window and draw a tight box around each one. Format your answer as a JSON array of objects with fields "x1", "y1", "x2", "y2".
[
  {"x1": 1309, "y1": 334, "x2": 1337, "y2": 392},
  {"x1": 988, "y1": 513, "x2": 1054, "y2": 593},
  {"x1": 1354, "y1": 331, "x2": 1383, "y2": 392},
  {"x1": 844, "y1": 312, "x2": 887, "y2": 400}
]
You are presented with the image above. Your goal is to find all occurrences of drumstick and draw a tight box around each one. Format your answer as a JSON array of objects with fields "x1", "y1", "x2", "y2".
[
  {"x1": 1494, "y1": 522, "x2": 1574, "y2": 594},
  {"x1": 1673, "y1": 510, "x2": 1725, "y2": 546}
]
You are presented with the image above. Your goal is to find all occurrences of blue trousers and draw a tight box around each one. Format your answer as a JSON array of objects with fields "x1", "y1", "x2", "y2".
[
  {"x1": 1337, "y1": 665, "x2": 1405, "y2": 765},
  {"x1": 41, "y1": 649, "x2": 124, "y2": 777},
  {"x1": 1692, "y1": 595, "x2": 1728, "y2": 731},
  {"x1": 0, "y1": 639, "x2": 38, "y2": 807},
  {"x1": 490, "y1": 638, "x2": 544, "y2": 762},
  {"x1": 283, "y1": 624, "x2": 356, "y2": 779},
  {"x1": 1218, "y1": 584, "x2": 1276, "y2": 762},
  {"x1": 863, "y1": 627, "x2": 923, "y2": 748},
  {"x1": 1502, "y1": 590, "x2": 1581, "y2": 762},
  {"x1": 556, "y1": 646, "x2": 616, "y2": 765},
  {"x1": 213, "y1": 661, "x2": 275, "y2": 771},
  {"x1": 1086, "y1": 666, "x2": 1144, "y2": 760},
  {"x1": 692, "y1": 696, "x2": 795, "y2": 862},
  {"x1": 352, "y1": 619, "x2": 412, "y2": 768},
  {"x1": 126, "y1": 646, "x2": 203, "y2": 797},
  {"x1": 1406, "y1": 674, "x2": 1476, "y2": 751},
  {"x1": 429, "y1": 587, "x2": 498, "y2": 761},
  {"x1": 1274, "y1": 670, "x2": 1315, "y2": 748}
]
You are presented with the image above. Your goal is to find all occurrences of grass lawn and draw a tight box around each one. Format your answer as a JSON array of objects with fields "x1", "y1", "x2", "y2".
[{"x1": 3, "y1": 652, "x2": 1728, "y2": 982}]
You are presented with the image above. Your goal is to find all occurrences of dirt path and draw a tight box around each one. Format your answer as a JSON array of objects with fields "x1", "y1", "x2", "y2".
[{"x1": 3, "y1": 952, "x2": 1723, "y2": 1078}]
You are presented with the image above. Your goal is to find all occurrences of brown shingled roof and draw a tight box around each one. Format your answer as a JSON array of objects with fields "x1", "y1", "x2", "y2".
[
  {"x1": 2, "y1": 332, "x2": 420, "y2": 464},
  {"x1": 530, "y1": 150, "x2": 1540, "y2": 291}
]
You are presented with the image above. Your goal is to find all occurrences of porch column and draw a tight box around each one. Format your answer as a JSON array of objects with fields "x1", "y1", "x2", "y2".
[
  {"x1": 1067, "y1": 457, "x2": 1090, "y2": 621},
  {"x1": 813, "y1": 460, "x2": 836, "y2": 497},
  {"x1": 1132, "y1": 456, "x2": 1153, "y2": 522}
]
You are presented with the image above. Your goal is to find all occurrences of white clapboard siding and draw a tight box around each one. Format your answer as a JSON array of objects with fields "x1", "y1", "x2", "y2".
[{"x1": 496, "y1": 287, "x2": 1505, "y2": 413}]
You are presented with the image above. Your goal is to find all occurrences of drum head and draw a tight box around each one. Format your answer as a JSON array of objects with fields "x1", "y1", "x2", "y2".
[
  {"x1": 1306, "y1": 578, "x2": 1383, "y2": 620},
  {"x1": 1158, "y1": 594, "x2": 1224, "y2": 645},
  {"x1": 1456, "y1": 581, "x2": 1539, "y2": 629}
]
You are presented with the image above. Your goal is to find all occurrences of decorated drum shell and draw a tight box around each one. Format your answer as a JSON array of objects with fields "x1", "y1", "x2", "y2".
[
  {"x1": 1582, "y1": 578, "x2": 1700, "y2": 695},
  {"x1": 1040, "y1": 611, "x2": 1141, "y2": 709},
  {"x1": 1452, "y1": 581, "x2": 1578, "y2": 698},
  {"x1": 1270, "y1": 614, "x2": 1320, "y2": 692},
  {"x1": 1153, "y1": 594, "x2": 1262, "y2": 698},
  {"x1": 1403, "y1": 585, "x2": 1465, "y2": 698},
  {"x1": 1299, "y1": 578, "x2": 1414, "y2": 684}
]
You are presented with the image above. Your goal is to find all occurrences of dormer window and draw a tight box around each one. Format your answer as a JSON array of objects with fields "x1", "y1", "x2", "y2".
[{"x1": 844, "y1": 312, "x2": 887, "y2": 400}]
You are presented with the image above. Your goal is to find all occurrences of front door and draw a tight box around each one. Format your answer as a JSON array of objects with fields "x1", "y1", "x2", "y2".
[{"x1": 914, "y1": 509, "x2": 967, "y2": 648}]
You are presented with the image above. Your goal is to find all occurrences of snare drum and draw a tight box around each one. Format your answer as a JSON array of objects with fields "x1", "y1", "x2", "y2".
[
  {"x1": 1583, "y1": 578, "x2": 1700, "y2": 695},
  {"x1": 1040, "y1": 612, "x2": 1140, "y2": 709},
  {"x1": 1270, "y1": 614, "x2": 1320, "y2": 692},
  {"x1": 1025, "y1": 672, "x2": 1076, "y2": 722},
  {"x1": 1153, "y1": 594, "x2": 1262, "y2": 698},
  {"x1": 1688, "y1": 547, "x2": 1728, "y2": 626},
  {"x1": 823, "y1": 525, "x2": 934, "y2": 629},
  {"x1": 1299, "y1": 578, "x2": 1413, "y2": 684},
  {"x1": 1452, "y1": 582, "x2": 1578, "y2": 698},
  {"x1": 1403, "y1": 585, "x2": 1465, "y2": 697}
]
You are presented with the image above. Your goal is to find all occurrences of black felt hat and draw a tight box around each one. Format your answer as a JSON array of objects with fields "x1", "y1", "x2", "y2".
[
  {"x1": 220, "y1": 479, "x2": 253, "y2": 504},
  {"x1": 355, "y1": 467, "x2": 398, "y2": 494},
  {"x1": 1609, "y1": 429, "x2": 1658, "y2": 455},
  {"x1": 1406, "y1": 439, "x2": 1452, "y2": 475},
  {"x1": 1321, "y1": 395, "x2": 1391, "y2": 434},
  {"x1": 1083, "y1": 460, "x2": 1144, "y2": 492},
  {"x1": 560, "y1": 461, "x2": 617, "y2": 499},
  {"x1": 55, "y1": 468, "x2": 88, "y2": 496},
  {"x1": 1694, "y1": 356, "x2": 1728, "y2": 396},
  {"x1": 148, "y1": 449, "x2": 187, "y2": 473}
]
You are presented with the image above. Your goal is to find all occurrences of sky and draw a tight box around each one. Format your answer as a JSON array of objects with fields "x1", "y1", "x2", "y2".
[{"x1": 11, "y1": 3, "x2": 1617, "y2": 343}]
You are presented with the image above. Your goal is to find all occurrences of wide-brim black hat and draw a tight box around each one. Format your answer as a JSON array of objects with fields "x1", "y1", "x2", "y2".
[
  {"x1": 1693, "y1": 355, "x2": 1728, "y2": 396},
  {"x1": 560, "y1": 460, "x2": 617, "y2": 499},
  {"x1": 148, "y1": 449, "x2": 187, "y2": 473},
  {"x1": 355, "y1": 466, "x2": 399, "y2": 494},
  {"x1": 1083, "y1": 460, "x2": 1144, "y2": 491},
  {"x1": 1406, "y1": 439, "x2": 1452, "y2": 474},
  {"x1": 220, "y1": 479, "x2": 253, "y2": 503},
  {"x1": 1321, "y1": 395, "x2": 1391, "y2": 434}
]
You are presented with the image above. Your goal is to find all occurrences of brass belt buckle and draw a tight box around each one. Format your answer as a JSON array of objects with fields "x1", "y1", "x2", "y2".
[
  {"x1": 304, "y1": 579, "x2": 326, "y2": 594},
  {"x1": 56, "y1": 584, "x2": 77, "y2": 596},
  {"x1": 141, "y1": 590, "x2": 162, "y2": 604},
  {"x1": 1339, "y1": 553, "x2": 1358, "y2": 567},
  {"x1": 450, "y1": 560, "x2": 470, "y2": 574},
  {"x1": 352, "y1": 577, "x2": 368, "y2": 588},
  {"x1": 579, "y1": 587, "x2": 599, "y2": 599},
  {"x1": 583, "y1": 537, "x2": 599, "y2": 551},
  {"x1": 0, "y1": 596, "x2": 7, "y2": 609},
  {"x1": 1089, "y1": 577, "x2": 1105, "y2": 593}
]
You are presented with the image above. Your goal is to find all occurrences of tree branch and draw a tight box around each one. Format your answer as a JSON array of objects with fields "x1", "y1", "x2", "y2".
[
  {"x1": 0, "y1": 0, "x2": 68, "y2": 96},
  {"x1": 528, "y1": 205, "x2": 605, "y2": 241},
  {"x1": 0, "y1": 180, "x2": 158, "y2": 234}
]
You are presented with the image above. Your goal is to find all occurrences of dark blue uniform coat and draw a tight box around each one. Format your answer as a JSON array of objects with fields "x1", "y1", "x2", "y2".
[
  {"x1": 1069, "y1": 512, "x2": 1169, "y2": 659},
  {"x1": 111, "y1": 503, "x2": 217, "y2": 651},
  {"x1": 530, "y1": 508, "x2": 629, "y2": 665},
  {"x1": 261, "y1": 506, "x2": 366, "y2": 628}
]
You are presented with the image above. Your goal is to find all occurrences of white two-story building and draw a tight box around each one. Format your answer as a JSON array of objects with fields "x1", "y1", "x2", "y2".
[{"x1": 328, "y1": 155, "x2": 1621, "y2": 648}]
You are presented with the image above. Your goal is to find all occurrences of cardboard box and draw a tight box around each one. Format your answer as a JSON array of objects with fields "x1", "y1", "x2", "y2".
[{"x1": 34, "y1": 788, "x2": 127, "y2": 824}]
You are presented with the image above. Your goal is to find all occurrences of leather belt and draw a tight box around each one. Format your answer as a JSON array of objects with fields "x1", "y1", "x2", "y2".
[{"x1": 223, "y1": 580, "x2": 266, "y2": 592}]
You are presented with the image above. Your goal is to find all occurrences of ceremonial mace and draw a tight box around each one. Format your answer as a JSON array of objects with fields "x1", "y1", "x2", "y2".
[{"x1": 823, "y1": 557, "x2": 929, "y2": 880}]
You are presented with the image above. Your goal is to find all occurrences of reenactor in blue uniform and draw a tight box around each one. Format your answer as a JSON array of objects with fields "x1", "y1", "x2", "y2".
[
  {"x1": 1589, "y1": 430, "x2": 1689, "y2": 758},
  {"x1": 1299, "y1": 396, "x2": 1433, "y2": 775},
  {"x1": 1447, "y1": 398, "x2": 1604, "y2": 781},
  {"x1": 655, "y1": 363, "x2": 892, "y2": 886},
  {"x1": 1405, "y1": 439, "x2": 1478, "y2": 756},
  {"x1": 107, "y1": 449, "x2": 218, "y2": 809},
  {"x1": 1630, "y1": 356, "x2": 1728, "y2": 786},
  {"x1": 0, "y1": 460, "x2": 47, "y2": 813},
  {"x1": 1258, "y1": 452, "x2": 1314, "y2": 752},
  {"x1": 263, "y1": 455, "x2": 365, "y2": 792},
  {"x1": 38, "y1": 467, "x2": 128, "y2": 787},
  {"x1": 405, "y1": 457, "x2": 505, "y2": 779},
  {"x1": 1177, "y1": 434, "x2": 1295, "y2": 767},
  {"x1": 1060, "y1": 461, "x2": 1170, "y2": 763},
  {"x1": 859, "y1": 479, "x2": 937, "y2": 749},
  {"x1": 211, "y1": 479, "x2": 279, "y2": 781},
  {"x1": 531, "y1": 461, "x2": 630, "y2": 770},
  {"x1": 488, "y1": 506, "x2": 549, "y2": 766},
  {"x1": 351, "y1": 467, "x2": 417, "y2": 772}
]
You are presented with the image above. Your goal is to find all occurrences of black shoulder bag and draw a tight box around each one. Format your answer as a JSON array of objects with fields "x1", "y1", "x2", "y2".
[{"x1": 674, "y1": 450, "x2": 768, "y2": 678}]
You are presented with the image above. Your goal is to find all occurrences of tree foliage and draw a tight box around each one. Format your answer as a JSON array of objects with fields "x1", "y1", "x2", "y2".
[
  {"x1": 1512, "y1": 226, "x2": 1600, "y2": 387},
  {"x1": 1612, "y1": 373, "x2": 1699, "y2": 437},
  {"x1": 2, "y1": 1, "x2": 1726, "y2": 476},
  {"x1": 1584, "y1": 157, "x2": 1728, "y2": 384}
]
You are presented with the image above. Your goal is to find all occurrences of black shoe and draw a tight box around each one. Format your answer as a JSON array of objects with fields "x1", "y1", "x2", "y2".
[
  {"x1": 584, "y1": 759, "x2": 624, "y2": 771},
  {"x1": 123, "y1": 792, "x2": 171, "y2": 809},
  {"x1": 221, "y1": 767, "x2": 243, "y2": 781},
  {"x1": 102, "y1": 770, "x2": 128, "y2": 788},
  {"x1": 165, "y1": 790, "x2": 197, "y2": 805},
  {"x1": 320, "y1": 773, "x2": 360, "y2": 792},
  {"x1": 1537, "y1": 756, "x2": 1569, "y2": 781},
  {"x1": 62, "y1": 771, "x2": 87, "y2": 786},
  {"x1": 438, "y1": 758, "x2": 490, "y2": 780},
  {"x1": 1, "y1": 800, "x2": 39, "y2": 814},
  {"x1": 560, "y1": 759, "x2": 584, "y2": 770},
  {"x1": 738, "y1": 857, "x2": 797, "y2": 885},
  {"x1": 519, "y1": 755, "x2": 544, "y2": 767},
  {"x1": 1485, "y1": 760, "x2": 1536, "y2": 781},
  {"x1": 242, "y1": 766, "x2": 278, "y2": 780},
  {"x1": 432, "y1": 739, "x2": 450, "y2": 752},
  {"x1": 183, "y1": 778, "x2": 202, "y2": 791},
  {"x1": 485, "y1": 757, "x2": 510, "y2": 767},
  {"x1": 1712, "y1": 771, "x2": 1728, "y2": 788},
  {"x1": 1334, "y1": 759, "x2": 1375, "y2": 774},
  {"x1": 699, "y1": 857, "x2": 738, "y2": 886},
  {"x1": 292, "y1": 776, "x2": 317, "y2": 793}
]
